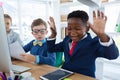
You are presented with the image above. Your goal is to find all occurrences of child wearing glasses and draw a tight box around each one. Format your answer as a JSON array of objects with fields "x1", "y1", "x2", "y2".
[
  {"x1": 21, "y1": 18, "x2": 56, "y2": 66},
  {"x1": 4, "y1": 14, "x2": 23, "y2": 46},
  {"x1": 47, "y1": 10, "x2": 119, "y2": 78}
]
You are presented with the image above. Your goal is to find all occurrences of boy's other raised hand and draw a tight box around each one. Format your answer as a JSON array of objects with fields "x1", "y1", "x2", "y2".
[
  {"x1": 89, "y1": 10, "x2": 107, "y2": 36},
  {"x1": 48, "y1": 16, "x2": 57, "y2": 38},
  {"x1": 89, "y1": 10, "x2": 109, "y2": 42}
]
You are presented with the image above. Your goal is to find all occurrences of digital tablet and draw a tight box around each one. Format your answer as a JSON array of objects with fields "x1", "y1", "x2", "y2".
[{"x1": 40, "y1": 68, "x2": 74, "y2": 80}]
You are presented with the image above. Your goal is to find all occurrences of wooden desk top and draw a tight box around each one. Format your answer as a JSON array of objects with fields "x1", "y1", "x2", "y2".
[{"x1": 12, "y1": 60, "x2": 96, "y2": 80}]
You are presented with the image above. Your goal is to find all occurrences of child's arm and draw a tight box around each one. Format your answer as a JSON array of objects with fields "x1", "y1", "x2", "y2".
[
  {"x1": 21, "y1": 53, "x2": 36, "y2": 63},
  {"x1": 37, "y1": 52, "x2": 56, "y2": 66},
  {"x1": 89, "y1": 10, "x2": 110, "y2": 42},
  {"x1": 48, "y1": 16, "x2": 57, "y2": 38}
]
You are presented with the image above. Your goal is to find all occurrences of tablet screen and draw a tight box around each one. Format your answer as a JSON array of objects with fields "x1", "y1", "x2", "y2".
[{"x1": 40, "y1": 69, "x2": 73, "y2": 80}]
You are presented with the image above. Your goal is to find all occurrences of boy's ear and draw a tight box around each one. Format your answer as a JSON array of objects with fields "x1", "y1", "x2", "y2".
[
  {"x1": 86, "y1": 26, "x2": 90, "y2": 32},
  {"x1": 86, "y1": 22, "x2": 90, "y2": 32},
  {"x1": 31, "y1": 32, "x2": 34, "y2": 35},
  {"x1": 46, "y1": 30, "x2": 48, "y2": 34},
  {"x1": 86, "y1": 23, "x2": 89, "y2": 27},
  {"x1": 86, "y1": 21, "x2": 89, "y2": 27}
]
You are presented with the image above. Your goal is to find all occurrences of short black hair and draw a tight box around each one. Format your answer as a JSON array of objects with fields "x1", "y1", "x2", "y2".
[{"x1": 67, "y1": 10, "x2": 89, "y2": 24}]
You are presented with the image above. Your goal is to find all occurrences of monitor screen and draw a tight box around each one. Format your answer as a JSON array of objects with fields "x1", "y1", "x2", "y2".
[{"x1": 0, "y1": 4, "x2": 12, "y2": 73}]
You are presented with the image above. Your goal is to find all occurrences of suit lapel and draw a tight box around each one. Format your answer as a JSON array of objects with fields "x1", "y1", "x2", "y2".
[
  {"x1": 71, "y1": 40, "x2": 85, "y2": 57},
  {"x1": 71, "y1": 34, "x2": 92, "y2": 57}
]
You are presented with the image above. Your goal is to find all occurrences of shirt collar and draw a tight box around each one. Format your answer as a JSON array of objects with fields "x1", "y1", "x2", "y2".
[
  {"x1": 81, "y1": 33, "x2": 88, "y2": 40},
  {"x1": 34, "y1": 38, "x2": 46, "y2": 44}
]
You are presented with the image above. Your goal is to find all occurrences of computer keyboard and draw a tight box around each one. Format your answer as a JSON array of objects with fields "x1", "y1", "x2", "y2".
[{"x1": 11, "y1": 65, "x2": 31, "y2": 73}]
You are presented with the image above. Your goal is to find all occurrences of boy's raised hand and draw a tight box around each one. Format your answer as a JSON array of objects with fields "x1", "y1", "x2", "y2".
[
  {"x1": 48, "y1": 16, "x2": 57, "y2": 38},
  {"x1": 90, "y1": 10, "x2": 107, "y2": 35},
  {"x1": 89, "y1": 10, "x2": 109, "y2": 42}
]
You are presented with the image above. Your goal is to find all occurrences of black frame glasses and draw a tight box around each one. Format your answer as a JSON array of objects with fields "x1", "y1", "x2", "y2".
[{"x1": 32, "y1": 29, "x2": 46, "y2": 34}]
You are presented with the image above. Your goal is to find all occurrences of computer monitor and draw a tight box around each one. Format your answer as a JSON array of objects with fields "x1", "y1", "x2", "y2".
[{"x1": 0, "y1": 4, "x2": 12, "y2": 73}]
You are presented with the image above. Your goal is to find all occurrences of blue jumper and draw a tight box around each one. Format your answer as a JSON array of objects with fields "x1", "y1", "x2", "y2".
[{"x1": 23, "y1": 39, "x2": 56, "y2": 66}]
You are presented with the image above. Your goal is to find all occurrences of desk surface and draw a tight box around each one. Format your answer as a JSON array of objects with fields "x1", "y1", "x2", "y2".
[{"x1": 12, "y1": 60, "x2": 96, "y2": 80}]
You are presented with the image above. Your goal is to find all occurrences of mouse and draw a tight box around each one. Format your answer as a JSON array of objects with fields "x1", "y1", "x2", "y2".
[
  {"x1": 20, "y1": 72, "x2": 36, "y2": 80},
  {"x1": 20, "y1": 72, "x2": 32, "y2": 78}
]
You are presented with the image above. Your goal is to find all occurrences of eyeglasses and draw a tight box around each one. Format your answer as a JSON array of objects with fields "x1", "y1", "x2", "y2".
[{"x1": 32, "y1": 29, "x2": 46, "y2": 34}]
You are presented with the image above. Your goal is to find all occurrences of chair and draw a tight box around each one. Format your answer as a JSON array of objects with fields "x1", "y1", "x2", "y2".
[
  {"x1": 95, "y1": 58, "x2": 104, "y2": 80},
  {"x1": 54, "y1": 52, "x2": 64, "y2": 67}
]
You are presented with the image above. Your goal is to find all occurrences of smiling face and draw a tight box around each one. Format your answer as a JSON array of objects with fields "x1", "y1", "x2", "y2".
[
  {"x1": 32, "y1": 24, "x2": 48, "y2": 41},
  {"x1": 67, "y1": 10, "x2": 89, "y2": 42},
  {"x1": 67, "y1": 18, "x2": 89, "y2": 42},
  {"x1": 31, "y1": 18, "x2": 47, "y2": 41}
]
